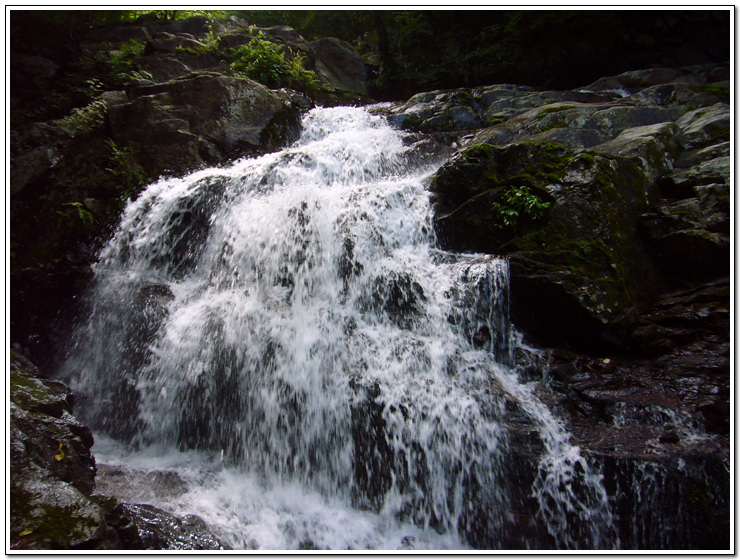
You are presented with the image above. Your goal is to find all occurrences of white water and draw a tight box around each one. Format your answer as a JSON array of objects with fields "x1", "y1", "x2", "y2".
[{"x1": 61, "y1": 106, "x2": 614, "y2": 550}]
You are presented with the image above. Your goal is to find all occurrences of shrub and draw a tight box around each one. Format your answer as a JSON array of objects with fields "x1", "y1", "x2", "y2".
[
  {"x1": 490, "y1": 185, "x2": 551, "y2": 232},
  {"x1": 105, "y1": 139, "x2": 147, "y2": 204},
  {"x1": 228, "y1": 33, "x2": 326, "y2": 94}
]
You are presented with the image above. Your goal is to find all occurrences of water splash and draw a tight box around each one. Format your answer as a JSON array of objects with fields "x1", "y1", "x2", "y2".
[{"x1": 61, "y1": 106, "x2": 613, "y2": 549}]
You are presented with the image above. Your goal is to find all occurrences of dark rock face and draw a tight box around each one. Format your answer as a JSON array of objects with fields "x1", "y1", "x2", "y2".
[
  {"x1": 309, "y1": 37, "x2": 368, "y2": 96},
  {"x1": 114, "y1": 504, "x2": 225, "y2": 550},
  {"x1": 9, "y1": 350, "x2": 225, "y2": 550}
]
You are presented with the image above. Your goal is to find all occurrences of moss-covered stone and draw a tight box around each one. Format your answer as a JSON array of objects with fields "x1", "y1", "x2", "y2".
[{"x1": 430, "y1": 133, "x2": 677, "y2": 349}]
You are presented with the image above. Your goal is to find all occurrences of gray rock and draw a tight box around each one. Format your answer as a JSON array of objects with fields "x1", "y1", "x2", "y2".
[
  {"x1": 9, "y1": 351, "x2": 117, "y2": 550},
  {"x1": 675, "y1": 140, "x2": 729, "y2": 168},
  {"x1": 117, "y1": 503, "x2": 225, "y2": 550},
  {"x1": 11, "y1": 146, "x2": 62, "y2": 195},
  {"x1": 146, "y1": 31, "x2": 208, "y2": 54},
  {"x1": 676, "y1": 102, "x2": 730, "y2": 150},
  {"x1": 80, "y1": 25, "x2": 152, "y2": 50},
  {"x1": 590, "y1": 121, "x2": 680, "y2": 188},
  {"x1": 309, "y1": 37, "x2": 368, "y2": 96}
]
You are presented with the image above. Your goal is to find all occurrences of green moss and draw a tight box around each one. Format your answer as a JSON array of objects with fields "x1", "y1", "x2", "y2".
[
  {"x1": 486, "y1": 113, "x2": 509, "y2": 125},
  {"x1": 691, "y1": 83, "x2": 731, "y2": 100},
  {"x1": 536, "y1": 105, "x2": 573, "y2": 119},
  {"x1": 454, "y1": 90, "x2": 474, "y2": 104},
  {"x1": 463, "y1": 143, "x2": 493, "y2": 160},
  {"x1": 569, "y1": 153, "x2": 595, "y2": 165}
]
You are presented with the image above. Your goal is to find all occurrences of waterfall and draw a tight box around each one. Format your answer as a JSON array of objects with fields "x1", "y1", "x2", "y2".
[{"x1": 60, "y1": 106, "x2": 616, "y2": 550}]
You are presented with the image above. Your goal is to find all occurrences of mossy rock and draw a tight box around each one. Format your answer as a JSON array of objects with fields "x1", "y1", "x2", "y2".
[
  {"x1": 9, "y1": 351, "x2": 117, "y2": 549},
  {"x1": 430, "y1": 139, "x2": 669, "y2": 350}
]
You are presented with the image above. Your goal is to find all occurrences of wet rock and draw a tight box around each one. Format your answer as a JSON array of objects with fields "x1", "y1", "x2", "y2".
[
  {"x1": 95, "y1": 465, "x2": 188, "y2": 504},
  {"x1": 598, "y1": 456, "x2": 729, "y2": 549},
  {"x1": 9, "y1": 351, "x2": 117, "y2": 550},
  {"x1": 388, "y1": 89, "x2": 484, "y2": 132},
  {"x1": 432, "y1": 138, "x2": 669, "y2": 350},
  {"x1": 367, "y1": 271, "x2": 427, "y2": 328},
  {"x1": 10, "y1": 351, "x2": 228, "y2": 550},
  {"x1": 117, "y1": 503, "x2": 225, "y2": 550},
  {"x1": 425, "y1": 64, "x2": 729, "y2": 351},
  {"x1": 349, "y1": 380, "x2": 394, "y2": 511}
]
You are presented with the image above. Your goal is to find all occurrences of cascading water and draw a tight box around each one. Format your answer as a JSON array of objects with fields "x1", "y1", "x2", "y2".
[{"x1": 60, "y1": 106, "x2": 617, "y2": 550}]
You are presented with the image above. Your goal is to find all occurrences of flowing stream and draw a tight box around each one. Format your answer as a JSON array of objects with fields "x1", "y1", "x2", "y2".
[{"x1": 60, "y1": 106, "x2": 617, "y2": 550}]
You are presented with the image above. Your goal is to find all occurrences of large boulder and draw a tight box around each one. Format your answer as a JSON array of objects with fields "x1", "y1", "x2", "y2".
[
  {"x1": 107, "y1": 72, "x2": 304, "y2": 177},
  {"x1": 430, "y1": 131, "x2": 672, "y2": 350},
  {"x1": 308, "y1": 37, "x2": 368, "y2": 97}
]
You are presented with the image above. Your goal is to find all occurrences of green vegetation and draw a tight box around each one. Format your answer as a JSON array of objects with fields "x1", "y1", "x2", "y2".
[
  {"x1": 57, "y1": 99, "x2": 106, "y2": 136},
  {"x1": 75, "y1": 39, "x2": 152, "y2": 89},
  {"x1": 59, "y1": 202, "x2": 94, "y2": 227},
  {"x1": 490, "y1": 185, "x2": 550, "y2": 232},
  {"x1": 104, "y1": 139, "x2": 147, "y2": 204},
  {"x1": 536, "y1": 105, "x2": 573, "y2": 119},
  {"x1": 228, "y1": 34, "x2": 325, "y2": 93},
  {"x1": 692, "y1": 83, "x2": 731, "y2": 100}
]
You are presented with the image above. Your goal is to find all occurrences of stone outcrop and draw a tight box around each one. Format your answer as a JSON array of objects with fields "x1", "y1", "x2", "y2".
[
  {"x1": 9, "y1": 350, "x2": 225, "y2": 550},
  {"x1": 105, "y1": 72, "x2": 304, "y2": 177}
]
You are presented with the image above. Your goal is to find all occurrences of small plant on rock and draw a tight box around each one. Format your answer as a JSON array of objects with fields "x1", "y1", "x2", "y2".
[
  {"x1": 490, "y1": 185, "x2": 551, "y2": 233},
  {"x1": 105, "y1": 139, "x2": 147, "y2": 204},
  {"x1": 58, "y1": 99, "x2": 106, "y2": 136}
]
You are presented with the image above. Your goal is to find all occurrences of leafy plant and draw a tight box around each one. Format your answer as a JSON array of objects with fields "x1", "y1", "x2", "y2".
[
  {"x1": 57, "y1": 99, "x2": 106, "y2": 136},
  {"x1": 56, "y1": 202, "x2": 94, "y2": 229},
  {"x1": 113, "y1": 69, "x2": 155, "y2": 86},
  {"x1": 490, "y1": 185, "x2": 551, "y2": 232},
  {"x1": 105, "y1": 139, "x2": 147, "y2": 203},
  {"x1": 76, "y1": 39, "x2": 148, "y2": 89},
  {"x1": 229, "y1": 35, "x2": 291, "y2": 86},
  {"x1": 228, "y1": 33, "x2": 326, "y2": 93},
  {"x1": 109, "y1": 39, "x2": 146, "y2": 72}
]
